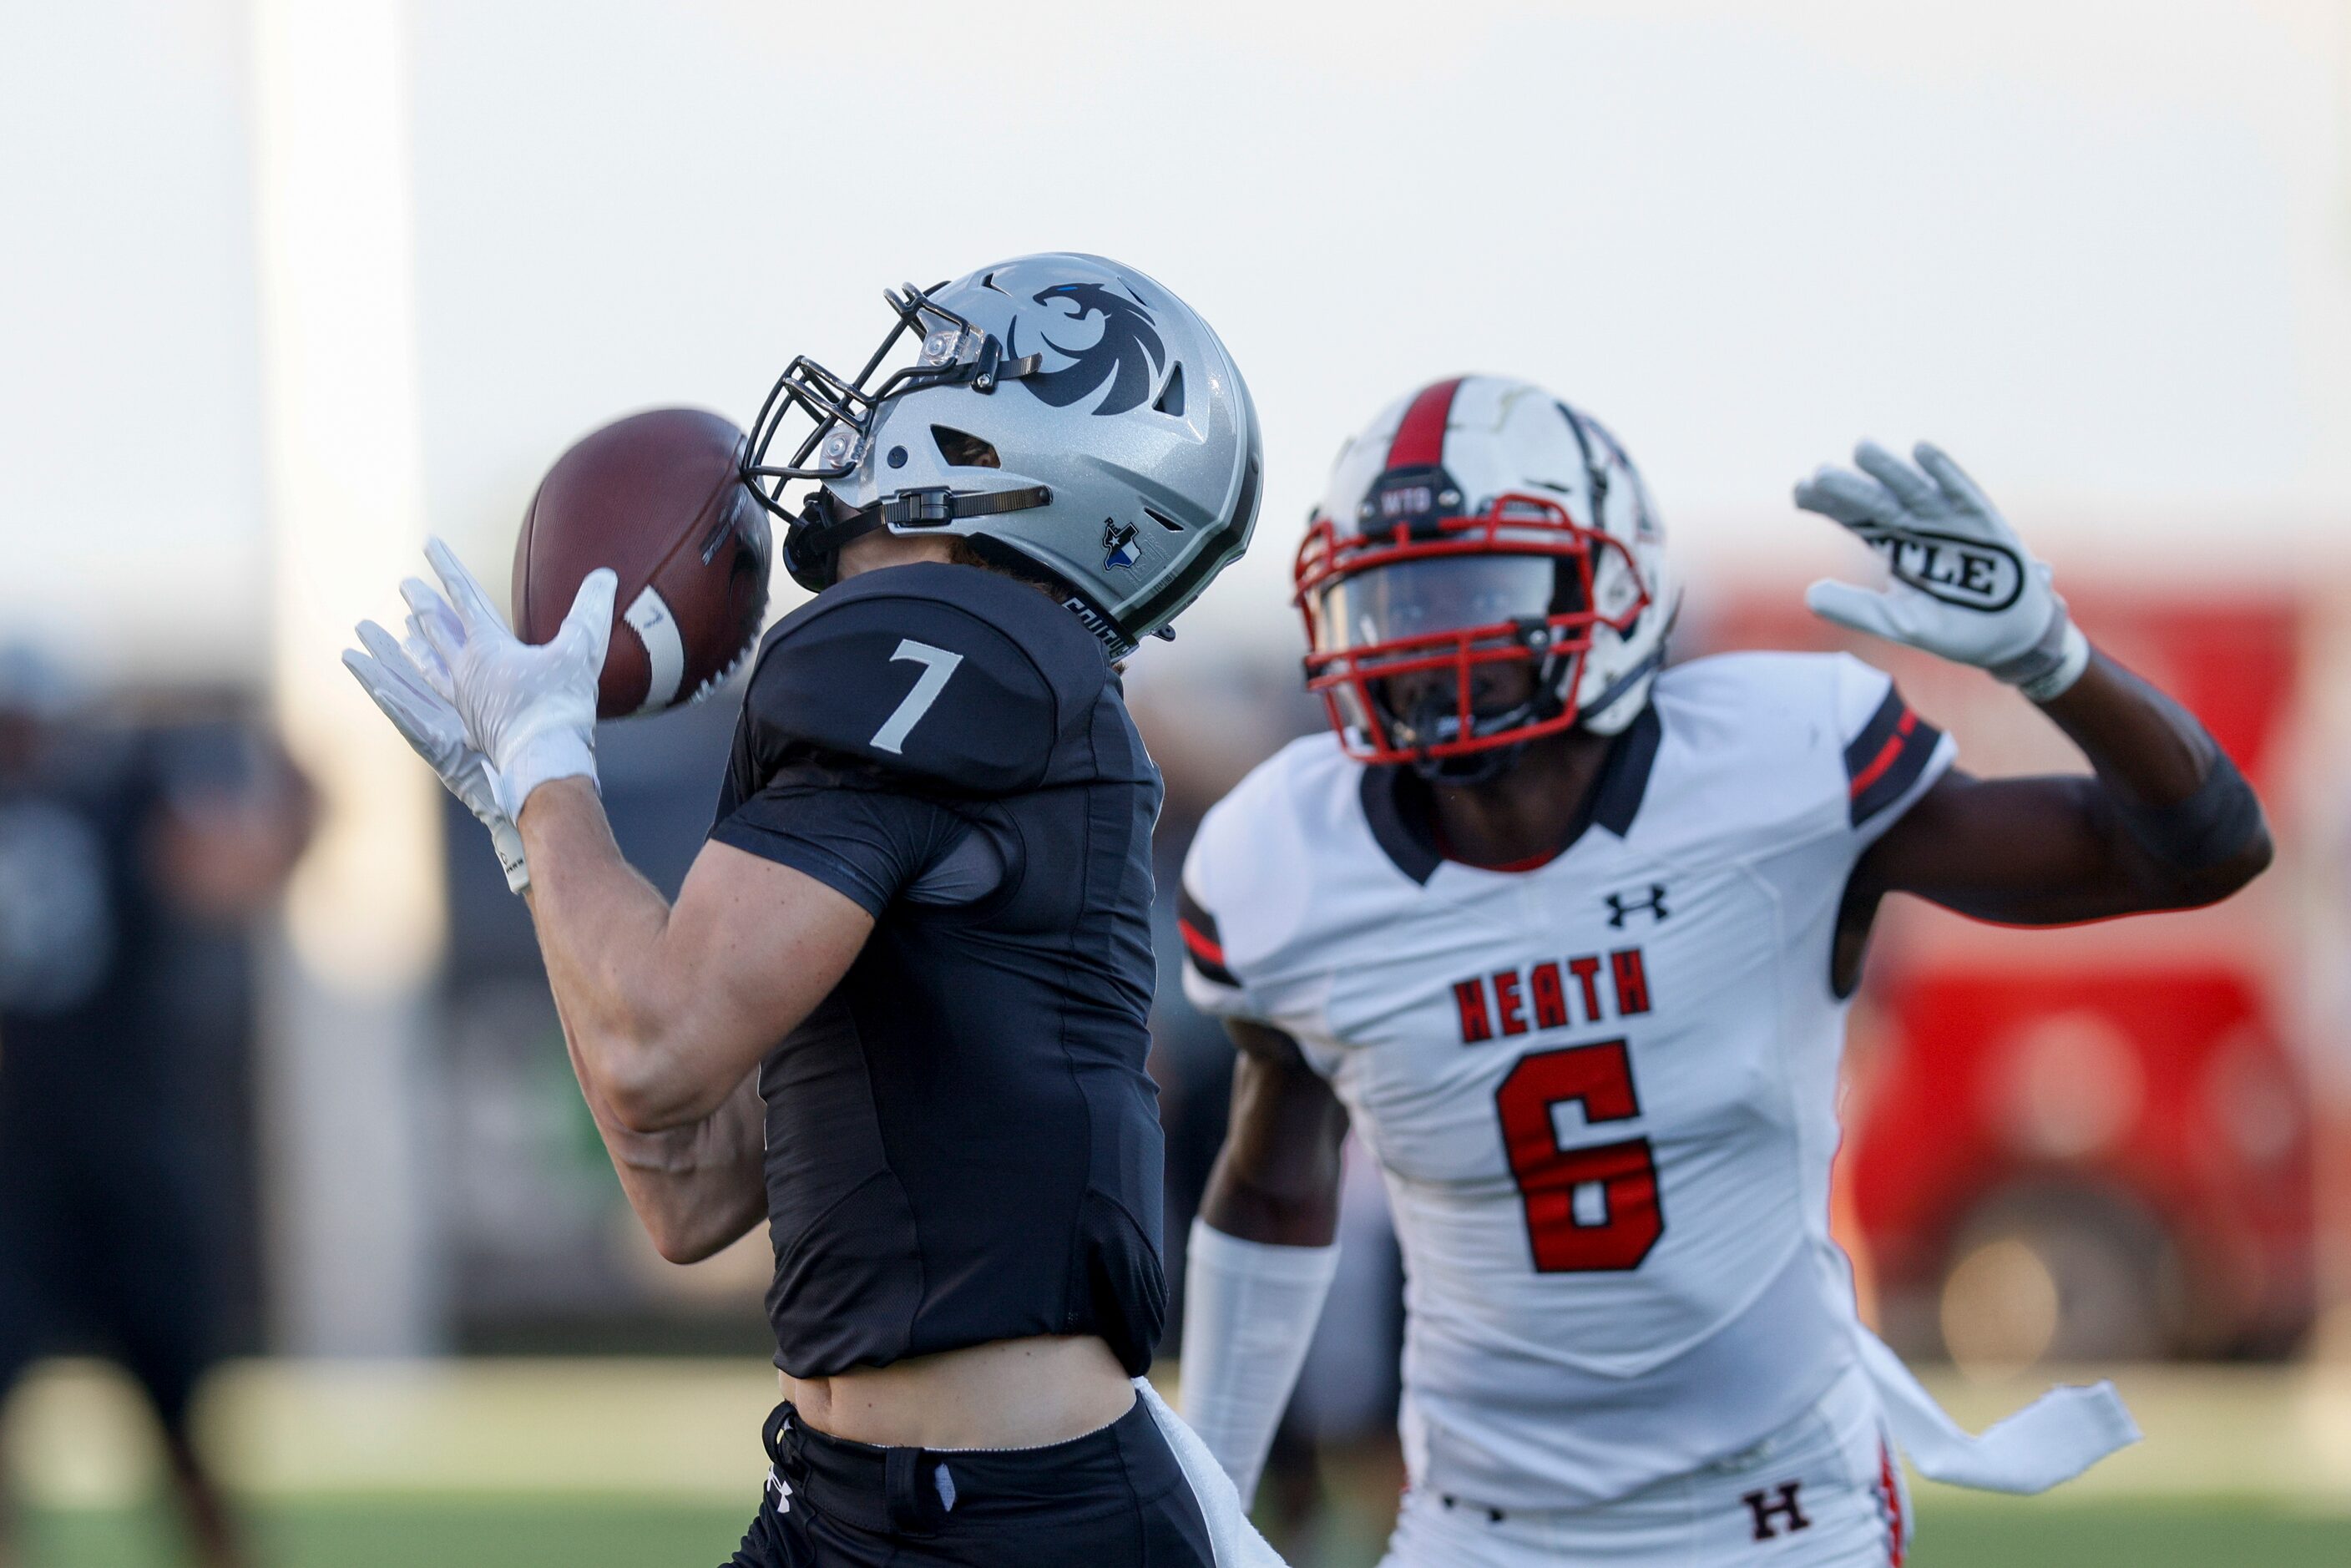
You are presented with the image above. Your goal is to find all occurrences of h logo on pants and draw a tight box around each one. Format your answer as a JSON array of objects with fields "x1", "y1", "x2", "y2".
[{"x1": 1742, "y1": 1481, "x2": 1810, "y2": 1541}]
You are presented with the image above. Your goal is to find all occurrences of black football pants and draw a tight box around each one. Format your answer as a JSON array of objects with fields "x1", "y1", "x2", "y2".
[{"x1": 723, "y1": 1395, "x2": 1216, "y2": 1566}]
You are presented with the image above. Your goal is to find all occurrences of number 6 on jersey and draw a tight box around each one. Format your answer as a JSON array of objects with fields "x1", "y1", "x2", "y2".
[
  {"x1": 1495, "y1": 1040, "x2": 1665, "y2": 1272},
  {"x1": 871, "y1": 640, "x2": 963, "y2": 754}
]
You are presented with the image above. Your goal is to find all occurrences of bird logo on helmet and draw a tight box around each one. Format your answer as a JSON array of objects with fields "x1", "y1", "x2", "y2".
[
  {"x1": 1013, "y1": 283, "x2": 1167, "y2": 416},
  {"x1": 1295, "y1": 375, "x2": 1678, "y2": 778},
  {"x1": 739, "y1": 254, "x2": 1261, "y2": 660}
]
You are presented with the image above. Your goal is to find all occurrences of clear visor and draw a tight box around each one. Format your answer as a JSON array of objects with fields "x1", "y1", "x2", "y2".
[{"x1": 1311, "y1": 554, "x2": 1575, "y2": 660}]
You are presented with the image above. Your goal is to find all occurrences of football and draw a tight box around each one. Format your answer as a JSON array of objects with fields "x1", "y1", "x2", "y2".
[{"x1": 512, "y1": 407, "x2": 773, "y2": 718}]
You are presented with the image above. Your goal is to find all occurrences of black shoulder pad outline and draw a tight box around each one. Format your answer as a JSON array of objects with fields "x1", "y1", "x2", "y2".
[{"x1": 741, "y1": 564, "x2": 1096, "y2": 797}]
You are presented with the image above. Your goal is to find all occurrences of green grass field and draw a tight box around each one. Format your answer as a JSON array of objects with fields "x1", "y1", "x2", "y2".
[
  {"x1": 24, "y1": 1495, "x2": 2351, "y2": 1567},
  {"x1": 17, "y1": 1360, "x2": 2351, "y2": 1565}
]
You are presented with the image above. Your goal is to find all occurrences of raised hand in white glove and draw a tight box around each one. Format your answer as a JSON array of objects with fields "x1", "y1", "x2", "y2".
[
  {"x1": 1793, "y1": 441, "x2": 2089, "y2": 701},
  {"x1": 402, "y1": 537, "x2": 617, "y2": 822},
  {"x1": 342, "y1": 618, "x2": 531, "y2": 893}
]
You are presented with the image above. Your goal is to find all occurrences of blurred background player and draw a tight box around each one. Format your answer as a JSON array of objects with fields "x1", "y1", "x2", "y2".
[
  {"x1": 1173, "y1": 377, "x2": 2271, "y2": 1565},
  {"x1": 0, "y1": 645, "x2": 310, "y2": 1568},
  {"x1": 348, "y1": 255, "x2": 1287, "y2": 1565}
]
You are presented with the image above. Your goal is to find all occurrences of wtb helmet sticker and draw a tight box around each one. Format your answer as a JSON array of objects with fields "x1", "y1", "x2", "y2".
[{"x1": 1361, "y1": 464, "x2": 1462, "y2": 533}]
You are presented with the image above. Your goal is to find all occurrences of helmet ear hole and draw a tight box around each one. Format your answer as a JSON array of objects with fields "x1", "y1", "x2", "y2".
[
  {"x1": 931, "y1": 426, "x2": 1001, "y2": 468},
  {"x1": 1550, "y1": 561, "x2": 1591, "y2": 616}
]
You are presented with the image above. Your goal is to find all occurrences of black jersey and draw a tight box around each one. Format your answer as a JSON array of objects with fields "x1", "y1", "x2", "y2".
[
  {"x1": 0, "y1": 726, "x2": 247, "y2": 1424},
  {"x1": 708, "y1": 561, "x2": 1167, "y2": 1379},
  {"x1": 0, "y1": 732, "x2": 171, "y2": 1113}
]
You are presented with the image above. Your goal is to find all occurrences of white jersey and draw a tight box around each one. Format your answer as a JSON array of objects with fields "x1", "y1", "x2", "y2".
[{"x1": 1180, "y1": 652, "x2": 1954, "y2": 1509}]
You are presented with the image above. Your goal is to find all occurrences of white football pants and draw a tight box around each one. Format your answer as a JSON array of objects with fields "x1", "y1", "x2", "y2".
[{"x1": 1375, "y1": 1363, "x2": 1910, "y2": 1568}]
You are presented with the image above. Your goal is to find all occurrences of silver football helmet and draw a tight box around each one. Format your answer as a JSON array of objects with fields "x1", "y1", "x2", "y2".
[{"x1": 742, "y1": 253, "x2": 1261, "y2": 659}]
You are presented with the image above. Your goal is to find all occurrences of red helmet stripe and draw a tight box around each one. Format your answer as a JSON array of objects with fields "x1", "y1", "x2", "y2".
[{"x1": 1385, "y1": 377, "x2": 1464, "y2": 470}]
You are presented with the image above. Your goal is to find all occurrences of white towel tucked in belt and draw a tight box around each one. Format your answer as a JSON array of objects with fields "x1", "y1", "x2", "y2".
[
  {"x1": 1858, "y1": 1328, "x2": 2141, "y2": 1493},
  {"x1": 1135, "y1": 1378, "x2": 1291, "y2": 1567}
]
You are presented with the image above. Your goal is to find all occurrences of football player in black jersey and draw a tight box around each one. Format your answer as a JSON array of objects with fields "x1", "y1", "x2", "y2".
[
  {"x1": 1, "y1": 652, "x2": 309, "y2": 1568},
  {"x1": 346, "y1": 255, "x2": 1283, "y2": 1566}
]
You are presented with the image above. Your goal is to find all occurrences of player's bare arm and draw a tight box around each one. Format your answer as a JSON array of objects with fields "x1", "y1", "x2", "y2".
[
  {"x1": 1196, "y1": 1019, "x2": 1350, "y2": 1248},
  {"x1": 519, "y1": 781, "x2": 872, "y2": 1130},
  {"x1": 518, "y1": 801, "x2": 864, "y2": 1258},
  {"x1": 550, "y1": 975, "x2": 767, "y2": 1264},
  {"x1": 1856, "y1": 654, "x2": 2269, "y2": 923},
  {"x1": 584, "y1": 1069, "x2": 766, "y2": 1265},
  {"x1": 1797, "y1": 442, "x2": 2271, "y2": 984}
]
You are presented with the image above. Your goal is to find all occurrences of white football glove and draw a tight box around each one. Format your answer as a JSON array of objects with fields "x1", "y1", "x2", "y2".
[
  {"x1": 402, "y1": 537, "x2": 617, "y2": 822},
  {"x1": 342, "y1": 617, "x2": 530, "y2": 893},
  {"x1": 1794, "y1": 441, "x2": 2089, "y2": 701}
]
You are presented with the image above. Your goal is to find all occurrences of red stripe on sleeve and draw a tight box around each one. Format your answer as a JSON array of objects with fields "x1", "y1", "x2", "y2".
[
  {"x1": 1847, "y1": 708, "x2": 1918, "y2": 799},
  {"x1": 1177, "y1": 917, "x2": 1226, "y2": 969},
  {"x1": 1385, "y1": 378, "x2": 1464, "y2": 469}
]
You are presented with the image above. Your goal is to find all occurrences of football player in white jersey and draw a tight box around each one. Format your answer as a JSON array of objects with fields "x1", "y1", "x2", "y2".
[{"x1": 1173, "y1": 375, "x2": 2271, "y2": 1566}]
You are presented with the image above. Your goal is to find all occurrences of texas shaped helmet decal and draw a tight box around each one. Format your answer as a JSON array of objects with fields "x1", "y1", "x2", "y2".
[
  {"x1": 1102, "y1": 518, "x2": 1140, "y2": 569},
  {"x1": 1010, "y1": 282, "x2": 1166, "y2": 416}
]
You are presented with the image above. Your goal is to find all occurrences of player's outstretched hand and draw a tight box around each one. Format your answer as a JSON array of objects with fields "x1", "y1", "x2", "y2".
[
  {"x1": 343, "y1": 620, "x2": 531, "y2": 893},
  {"x1": 1794, "y1": 441, "x2": 2087, "y2": 701},
  {"x1": 402, "y1": 538, "x2": 616, "y2": 822}
]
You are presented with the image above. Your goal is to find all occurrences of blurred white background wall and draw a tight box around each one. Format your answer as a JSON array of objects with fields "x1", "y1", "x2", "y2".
[{"x1": 4, "y1": 0, "x2": 2347, "y2": 684}]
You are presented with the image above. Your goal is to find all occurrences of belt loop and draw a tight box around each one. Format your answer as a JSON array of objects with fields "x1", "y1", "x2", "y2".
[
  {"x1": 883, "y1": 1445, "x2": 943, "y2": 1536},
  {"x1": 763, "y1": 1404, "x2": 804, "y2": 1478}
]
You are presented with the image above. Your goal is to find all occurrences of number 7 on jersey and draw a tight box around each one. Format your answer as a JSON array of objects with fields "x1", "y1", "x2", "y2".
[{"x1": 870, "y1": 640, "x2": 963, "y2": 754}]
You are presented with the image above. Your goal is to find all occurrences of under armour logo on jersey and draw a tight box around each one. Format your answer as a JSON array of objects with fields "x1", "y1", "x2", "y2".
[
  {"x1": 1104, "y1": 518, "x2": 1140, "y2": 569},
  {"x1": 766, "y1": 1466, "x2": 792, "y2": 1515},
  {"x1": 1012, "y1": 282, "x2": 1165, "y2": 415},
  {"x1": 1743, "y1": 1481, "x2": 1811, "y2": 1541},
  {"x1": 1605, "y1": 884, "x2": 1670, "y2": 927}
]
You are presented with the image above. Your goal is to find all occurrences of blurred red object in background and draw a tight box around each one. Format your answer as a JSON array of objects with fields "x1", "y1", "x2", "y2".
[{"x1": 1858, "y1": 968, "x2": 2309, "y2": 1362}]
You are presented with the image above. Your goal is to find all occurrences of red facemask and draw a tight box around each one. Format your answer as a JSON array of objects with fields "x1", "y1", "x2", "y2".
[{"x1": 1294, "y1": 493, "x2": 1651, "y2": 766}]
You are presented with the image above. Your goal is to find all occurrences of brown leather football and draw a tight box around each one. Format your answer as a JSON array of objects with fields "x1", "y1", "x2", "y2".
[{"x1": 513, "y1": 407, "x2": 772, "y2": 718}]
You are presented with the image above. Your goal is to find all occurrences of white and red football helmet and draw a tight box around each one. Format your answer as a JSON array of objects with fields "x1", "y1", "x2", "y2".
[{"x1": 1294, "y1": 375, "x2": 1676, "y2": 770}]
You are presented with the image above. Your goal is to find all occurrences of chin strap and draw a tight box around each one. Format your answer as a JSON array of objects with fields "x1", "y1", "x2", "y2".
[
  {"x1": 870, "y1": 483, "x2": 1052, "y2": 529},
  {"x1": 786, "y1": 483, "x2": 1054, "y2": 591}
]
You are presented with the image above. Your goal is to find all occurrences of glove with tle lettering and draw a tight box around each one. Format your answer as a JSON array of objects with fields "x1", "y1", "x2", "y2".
[{"x1": 1792, "y1": 440, "x2": 2088, "y2": 701}]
